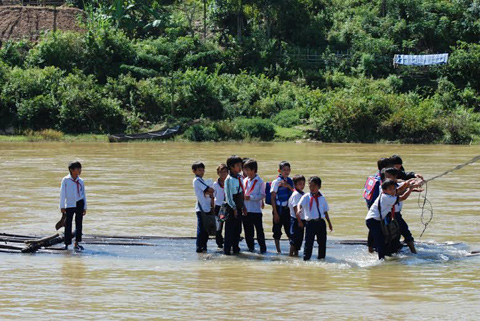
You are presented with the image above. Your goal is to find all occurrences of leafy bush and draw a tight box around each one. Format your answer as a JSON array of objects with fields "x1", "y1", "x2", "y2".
[
  {"x1": 184, "y1": 124, "x2": 219, "y2": 141},
  {"x1": 233, "y1": 118, "x2": 275, "y2": 141},
  {"x1": 272, "y1": 109, "x2": 301, "y2": 128}
]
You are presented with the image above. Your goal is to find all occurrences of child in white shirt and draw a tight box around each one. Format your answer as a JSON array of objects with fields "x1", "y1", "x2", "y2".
[
  {"x1": 213, "y1": 163, "x2": 228, "y2": 249},
  {"x1": 365, "y1": 178, "x2": 414, "y2": 260},
  {"x1": 60, "y1": 161, "x2": 87, "y2": 251},
  {"x1": 192, "y1": 161, "x2": 214, "y2": 253},
  {"x1": 242, "y1": 159, "x2": 266, "y2": 253},
  {"x1": 298, "y1": 176, "x2": 332, "y2": 261},
  {"x1": 288, "y1": 175, "x2": 306, "y2": 257}
]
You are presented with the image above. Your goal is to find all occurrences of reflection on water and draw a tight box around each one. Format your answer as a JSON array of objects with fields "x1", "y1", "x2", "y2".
[{"x1": 1, "y1": 142, "x2": 480, "y2": 319}]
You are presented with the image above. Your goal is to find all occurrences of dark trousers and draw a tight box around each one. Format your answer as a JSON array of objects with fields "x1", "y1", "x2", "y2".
[
  {"x1": 396, "y1": 212, "x2": 414, "y2": 243},
  {"x1": 272, "y1": 205, "x2": 291, "y2": 240},
  {"x1": 366, "y1": 218, "x2": 385, "y2": 260},
  {"x1": 303, "y1": 219, "x2": 327, "y2": 260},
  {"x1": 243, "y1": 212, "x2": 266, "y2": 252},
  {"x1": 196, "y1": 212, "x2": 209, "y2": 251},
  {"x1": 65, "y1": 200, "x2": 84, "y2": 246},
  {"x1": 224, "y1": 210, "x2": 242, "y2": 255},
  {"x1": 289, "y1": 217, "x2": 306, "y2": 251},
  {"x1": 214, "y1": 205, "x2": 224, "y2": 248}
]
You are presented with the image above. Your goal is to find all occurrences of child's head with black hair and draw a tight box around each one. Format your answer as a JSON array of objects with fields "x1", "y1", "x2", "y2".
[
  {"x1": 226, "y1": 155, "x2": 243, "y2": 176},
  {"x1": 192, "y1": 161, "x2": 206, "y2": 177},
  {"x1": 216, "y1": 163, "x2": 228, "y2": 181},
  {"x1": 293, "y1": 174, "x2": 306, "y2": 192},
  {"x1": 381, "y1": 179, "x2": 397, "y2": 196},
  {"x1": 308, "y1": 176, "x2": 322, "y2": 194},
  {"x1": 377, "y1": 157, "x2": 394, "y2": 171},
  {"x1": 381, "y1": 167, "x2": 399, "y2": 182},
  {"x1": 278, "y1": 161, "x2": 291, "y2": 178},
  {"x1": 390, "y1": 154, "x2": 404, "y2": 170},
  {"x1": 68, "y1": 161, "x2": 82, "y2": 178},
  {"x1": 243, "y1": 159, "x2": 258, "y2": 179}
]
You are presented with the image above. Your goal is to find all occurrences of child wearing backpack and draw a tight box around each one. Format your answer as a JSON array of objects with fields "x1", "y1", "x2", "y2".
[
  {"x1": 242, "y1": 159, "x2": 266, "y2": 253},
  {"x1": 365, "y1": 178, "x2": 415, "y2": 260},
  {"x1": 270, "y1": 161, "x2": 294, "y2": 253},
  {"x1": 224, "y1": 155, "x2": 247, "y2": 255},
  {"x1": 192, "y1": 161, "x2": 214, "y2": 253}
]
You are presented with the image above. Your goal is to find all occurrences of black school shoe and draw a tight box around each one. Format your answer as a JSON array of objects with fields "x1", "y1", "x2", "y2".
[{"x1": 74, "y1": 244, "x2": 84, "y2": 251}]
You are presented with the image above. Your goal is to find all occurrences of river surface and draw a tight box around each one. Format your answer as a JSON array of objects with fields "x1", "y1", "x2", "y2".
[{"x1": 0, "y1": 142, "x2": 479, "y2": 320}]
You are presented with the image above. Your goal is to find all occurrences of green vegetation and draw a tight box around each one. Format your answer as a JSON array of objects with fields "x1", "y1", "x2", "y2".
[{"x1": 0, "y1": 0, "x2": 479, "y2": 143}]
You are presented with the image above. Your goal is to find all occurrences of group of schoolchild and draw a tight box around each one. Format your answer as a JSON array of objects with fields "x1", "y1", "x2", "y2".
[
  {"x1": 364, "y1": 155, "x2": 425, "y2": 260},
  {"x1": 192, "y1": 155, "x2": 332, "y2": 261}
]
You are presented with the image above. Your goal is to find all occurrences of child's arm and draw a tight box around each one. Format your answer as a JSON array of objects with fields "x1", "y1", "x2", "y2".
[
  {"x1": 398, "y1": 187, "x2": 413, "y2": 202},
  {"x1": 294, "y1": 205, "x2": 303, "y2": 228},
  {"x1": 83, "y1": 181, "x2": 87, "y2": 215},
  {"x1": 396, "y1": 179, "x2": 414, "y2": 194},
  {"x1": 325, "y1": 211, "x2": 333, "y2": 232},
  {"x1": 59, "y1": 179, "x2": 66, "y2": 214},
  {"x1": 224, "y1": 178, "x2": 237, "y2": 212}
]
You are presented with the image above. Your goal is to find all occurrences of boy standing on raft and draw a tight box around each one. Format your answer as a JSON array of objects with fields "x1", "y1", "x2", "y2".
[
  {"x1": 242, "y1": 159, "x2": 267, "y2": 253},
  {"x1": 270, "y1": 161, "x2": 294, "y2": 253},
  {"x1": 288, "y1": 175, "x2": 306, "y2": 257},
  {"x1": 213, "y1": 164, "x2": 228, "y2": 249},
  {"x1": 192, "y1": 162, "x2": 214, "y2": 253},
  {"x1": 298, "y1": 176, "x2": 332, "y2": 261},
  {"x1": 60, "y1": 161, "x2": 87, "y2": 251},
  {"x1": 224, "y1": 155, "x2": 247, "y2": 255}
]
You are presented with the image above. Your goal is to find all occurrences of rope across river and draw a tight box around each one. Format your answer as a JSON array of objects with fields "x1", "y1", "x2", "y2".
[{"x1": 417, "y1": 154, "x2": 480, "y2": 238}]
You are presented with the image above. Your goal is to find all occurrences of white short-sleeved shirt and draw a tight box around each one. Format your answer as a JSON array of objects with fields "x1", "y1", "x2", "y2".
[
  {"x1": 270, "y1": 177, "x2": 291, "y2": 206},
  {"x1": 243, "y1": 175, "x2": 265, "y2": 213},
  {"x1": 213, "y1": 180, "x2": 225, "y2": 206},
  {"x1": 193, "y1": 176, "x2": 212, "y2": 213},
  {"x1": 299, "y1": 193, "x2": 329, "y2": 221},
  {"x1": 288, "y1": 190, "x2": 305, "y2": 219},
  {"x1": 365, "y1": 193, "x2": 398, "y2": 221}
]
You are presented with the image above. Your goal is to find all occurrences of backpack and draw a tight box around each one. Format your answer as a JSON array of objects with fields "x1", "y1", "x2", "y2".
[
  {"x1": 265, "y1": 176, "x2": 293, "y2": 206},
  {"x1": 378, "y1": 195, "x2": 401, "y2": 247},
  {"x1": 363, "y1": 175, "x2": 381, "y2": 209},
  {"x1": 265, "y1": 182, "x2": 272, "y2": 205}
]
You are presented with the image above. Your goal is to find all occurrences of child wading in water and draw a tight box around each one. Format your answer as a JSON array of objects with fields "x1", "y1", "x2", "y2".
[
  {"x1": 242, "y1": 159, "x2": 266, "y2": 253},
  {"x1": 192, "y1": 162, "x2": 214, "y2": 253},
  {"x1": 224, "y1": 155, "x2": 247, "y2": 255},
  {"x1": 288, "y1": 175, "x2": 306, "y2": 257},
  {"x1": 298, "y1": 176, "x2": 332, "y2": 261},
  {"x1": 213, "y1": 164, "x2": 228, "y2": 249},
  {"x1": 60, "y1": 161, "x2": 87, "y2": 251}
]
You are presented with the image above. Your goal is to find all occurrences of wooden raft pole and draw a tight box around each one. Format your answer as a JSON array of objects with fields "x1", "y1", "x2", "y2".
[{"x1": 22, "y1": 233, "x2": 65, "y2": 253}]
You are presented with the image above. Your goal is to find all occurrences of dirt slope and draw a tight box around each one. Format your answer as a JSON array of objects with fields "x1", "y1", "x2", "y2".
[{"x1": 0, "y1": 6, "x2": 85, "y2": 42}]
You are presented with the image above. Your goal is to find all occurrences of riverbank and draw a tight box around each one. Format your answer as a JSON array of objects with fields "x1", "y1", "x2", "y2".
[{"x1": 1, "y1": 131, "x2": 478, "y2": 144}]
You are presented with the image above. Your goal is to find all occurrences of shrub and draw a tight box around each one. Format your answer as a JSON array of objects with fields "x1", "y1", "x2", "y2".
[
  {"x1": 26, "y1": 31, "x2": 84, "y2": 72},
  {"x1": 184, "y1": 124, "x2": 219, "y2": 141},
  {"x1": 272, "y1": 109, "x2": 301, "y2": 128},
  {"x1": 57, "y1": 73, "x2": 126, "y2": 133},
  {"x1": 233, "y1": 118, "x2": 275, "y2": 141}
]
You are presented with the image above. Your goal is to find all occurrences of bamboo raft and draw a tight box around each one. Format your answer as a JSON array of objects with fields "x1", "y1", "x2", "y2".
[{"x1": 2, "y1": 232, "x2": 477, "y2": 257}]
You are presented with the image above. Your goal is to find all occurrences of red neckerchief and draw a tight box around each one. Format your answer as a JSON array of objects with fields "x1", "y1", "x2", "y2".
[
  {"x1": 231, "y1": 173, "x2": 245, "y2": 195},
  {"x1": 309, "y1": 192, "x2": 322, "y2": 212},
  {"x1": 244, "y1": 176, "x2": 258, "y2": 196},
  {"x1": 70, "y1": 176, "x2": 81, "y2": 197}
]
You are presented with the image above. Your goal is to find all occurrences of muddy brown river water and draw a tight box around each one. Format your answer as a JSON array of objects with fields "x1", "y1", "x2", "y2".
[{"x1": 1, "y1": 142, "x2": 479, "y2": 320}]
